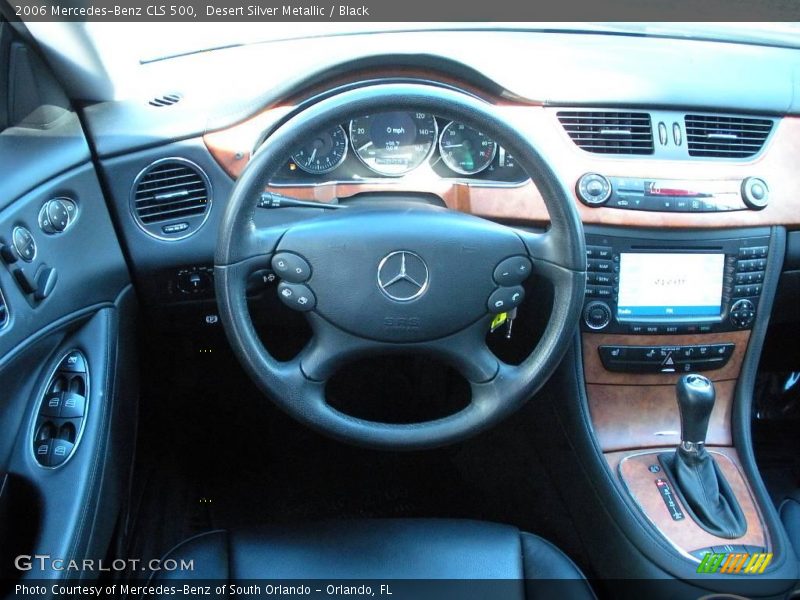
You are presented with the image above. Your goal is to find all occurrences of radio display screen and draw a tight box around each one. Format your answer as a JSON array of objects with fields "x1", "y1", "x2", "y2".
[{"x1": 617, "y1": 253, "x2": 725, "y2": 320}]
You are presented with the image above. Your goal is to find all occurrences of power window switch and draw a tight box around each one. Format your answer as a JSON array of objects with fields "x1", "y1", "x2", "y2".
[
  {"x1": 34, "y1": 440, "x2": 52, "y2": 466},
  {"x1": 49, "y1": 439, "x2": 75, "y2": 467},
  {"x1": 41, "y1": 393, "x2": 63, "y2": 418},
  {"x1": 60, "y1": 393, "x2": 85, "y2": 418}
]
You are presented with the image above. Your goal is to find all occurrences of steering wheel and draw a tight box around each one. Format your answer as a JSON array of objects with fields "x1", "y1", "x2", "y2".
[{"x1": 215, "y1": 83, "x2": 586, "y2": 450}]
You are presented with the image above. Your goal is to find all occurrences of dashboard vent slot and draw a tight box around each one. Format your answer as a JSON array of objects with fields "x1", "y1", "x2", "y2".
[
  {"x1": 149, "y1": 93, "x2": 182, "y2": 107},
  {"x1": 684, "y1": 114, "x2": 773, "y2": 158},
  {"x1": 557, "y1": 111, "x2": 654, "y2": 155},
  {"x1": 131, "y1": 159, "x2": 211, "y2": 239}
]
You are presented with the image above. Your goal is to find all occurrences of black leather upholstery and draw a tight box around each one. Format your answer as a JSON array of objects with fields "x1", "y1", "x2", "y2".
[
  {"x1": 152, "y1": 519, "x2": 594, "y2": 598},
  {"x1": 780, "y1": 490, "x2": 800, "y2": 559}
]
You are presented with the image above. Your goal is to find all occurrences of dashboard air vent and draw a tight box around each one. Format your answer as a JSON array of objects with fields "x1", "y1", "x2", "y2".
[
  {"x1": 684, "y1": 114, "x2": 773, "y2": 158},
  {"x1": 131, "y1": 158, "x2": 211, "y2": 240},
  {"x1": 557, "y1": 111, "x2": 654, "y2": 155},
  {"x1": 149, "y1": 93, "x2": 182, "y2": 107}
]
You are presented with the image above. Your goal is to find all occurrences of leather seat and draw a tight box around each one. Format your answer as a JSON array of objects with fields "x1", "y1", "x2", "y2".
[
  {"x1": 780, "y1": 490, "x2": 800, "y2": 559},
  {"x1": 152, "y1": 519, "x2": 595, "y2": 598}
]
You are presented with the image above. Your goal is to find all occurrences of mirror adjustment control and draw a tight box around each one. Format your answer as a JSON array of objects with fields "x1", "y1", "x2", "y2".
[
  {"x1": 277, "y1": 282, "x2": 316, "y2": 311},
  {"x1": 272, "y1": 253, "x2": 312, "y2": 283},
  {"x1": 39, "y1": 199, "x2": 73, "y2": 234}
]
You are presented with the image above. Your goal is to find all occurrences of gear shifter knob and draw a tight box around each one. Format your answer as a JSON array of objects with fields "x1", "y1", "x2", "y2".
[{"x1": 676, "y1": 373, "x2": 715, "y2": 449}]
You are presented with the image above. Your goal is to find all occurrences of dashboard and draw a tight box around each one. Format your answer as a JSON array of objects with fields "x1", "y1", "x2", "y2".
[{"x1": 271, "y1": 113, "x2": 525, "y2": 185}]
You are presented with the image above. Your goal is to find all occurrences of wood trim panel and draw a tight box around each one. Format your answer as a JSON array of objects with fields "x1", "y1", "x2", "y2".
[
  {"x1": 204, "y1": 80, "x2": 800, "y2": 229},
  {"x1": 582, "y1": 330, "x2": 751, "y2": 386},
  {"x1": 607, "y1": 447, "x2": 769, "y2": 556},
  {"x1": 587, "y1": 380, "x2": 735, "y2": 452}
]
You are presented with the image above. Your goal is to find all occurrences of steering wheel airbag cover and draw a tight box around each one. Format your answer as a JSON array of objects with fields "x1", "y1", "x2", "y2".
[{"x1": 278, "y1": 206, "x2": 527, "y2": 342}]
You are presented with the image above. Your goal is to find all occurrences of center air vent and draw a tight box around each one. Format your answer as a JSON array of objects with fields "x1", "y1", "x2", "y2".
[
  {"x1": 685, "y1": 114, "x2": 774, "y2": 158},
  {"x1": 130, "y1": 158, "x2": 211, "y2": 240},
  {"x1": 557, "y1": 111, "x2": 654, "y2": 155}
]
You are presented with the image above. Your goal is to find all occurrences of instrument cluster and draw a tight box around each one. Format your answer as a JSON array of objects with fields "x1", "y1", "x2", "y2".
[{"x1": 271, "y1": 111, "x2": 527, "y2": 185}]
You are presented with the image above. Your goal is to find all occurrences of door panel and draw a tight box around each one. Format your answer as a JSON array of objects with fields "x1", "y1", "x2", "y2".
[{"x1": 0, "y1": 21, "x2": 136, "y2": 590}]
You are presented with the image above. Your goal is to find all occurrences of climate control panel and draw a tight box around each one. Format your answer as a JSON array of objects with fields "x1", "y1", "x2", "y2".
[{"x1": 576, "y1": 174, "x2": 769, "y2": 212}]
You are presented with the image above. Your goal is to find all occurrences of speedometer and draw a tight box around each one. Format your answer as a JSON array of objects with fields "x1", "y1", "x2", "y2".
[
  {"x1": 438, "y1": 121, "x2": 498, "y2": 175},
  {"x1": 349, "y1": 112, "x2": 437, "y2": 176}
]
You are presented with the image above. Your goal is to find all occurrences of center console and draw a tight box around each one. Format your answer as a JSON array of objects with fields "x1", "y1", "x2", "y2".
[{"x1": 578, "y1": 225, "x2": 783, "y2": 573}]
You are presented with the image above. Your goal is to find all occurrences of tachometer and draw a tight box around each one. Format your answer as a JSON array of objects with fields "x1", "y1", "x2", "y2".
[
  {"x1": 349, "y1": 112, "x2": 437, "y2": 176},
  {"x1": 438, "y1": 121, "x2": 498, "y2": 175},
  {"x1": 291, "y1": 125, "x2": 348, "y2": 175}
]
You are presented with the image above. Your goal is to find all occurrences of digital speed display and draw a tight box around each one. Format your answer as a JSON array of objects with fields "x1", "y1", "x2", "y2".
[
  {"x1": 349, "y1": 112, "x2": 437, "y2": 176},
  {"x1": 617, "y1": 253, "x2": 725, "y2": 319}
]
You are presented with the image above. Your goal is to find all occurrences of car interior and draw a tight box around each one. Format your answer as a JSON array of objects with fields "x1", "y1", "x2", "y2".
[{"x1": 1, "y1": 19, "x2": 799, "y2": 599}]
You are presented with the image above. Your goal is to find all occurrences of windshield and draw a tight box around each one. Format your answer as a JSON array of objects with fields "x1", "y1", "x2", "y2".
[{"x1": 81, "y1": 22, "x2": 800, "y2": 63}]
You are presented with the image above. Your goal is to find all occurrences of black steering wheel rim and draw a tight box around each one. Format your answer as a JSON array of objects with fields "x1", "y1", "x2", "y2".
[{"x1": 215, "y1": 83, "x2": 586, "y2": 450}]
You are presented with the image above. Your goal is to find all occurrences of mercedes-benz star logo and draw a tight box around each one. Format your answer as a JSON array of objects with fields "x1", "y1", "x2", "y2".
[{"x1": 377, "y1": 251, "x2": 429, "y2": 302}]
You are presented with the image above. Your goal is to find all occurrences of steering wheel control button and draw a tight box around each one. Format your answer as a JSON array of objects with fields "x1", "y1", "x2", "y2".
[
  {"x1": 488, "y1": 286, "x2": 525, "y2": 314},
  {"x1": 583, "y1": 301, "x2": 612, "y2": 330},
  {"x1": 12, "y1": 226, "x2": 36, "y2": 262},
  {"x1": 272, "y1": 253, "x2": 312, "y2": 283},
  {"x1": 278, "y1": 282, "x2": 316, "y2": 312},
  {"x1": 576, "y1": 173, "x2": 612, "y2": 206},
  {"x1": 493, "y1": 256, "x2": 533, "y2": 286},
  {"x1": 741, "y1": 177, "x2": 769, "y2": 210}
]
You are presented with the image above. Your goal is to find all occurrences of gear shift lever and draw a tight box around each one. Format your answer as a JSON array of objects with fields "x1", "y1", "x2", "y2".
[
  {"x1": 676, "y1": 373, "x2": 715, "y2": 452},
  {"x1": 661, "y1": 374, "x2": 747, "y2": 538}
]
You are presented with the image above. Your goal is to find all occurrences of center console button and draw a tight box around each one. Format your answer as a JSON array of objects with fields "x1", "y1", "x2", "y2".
[
  {"x1": 583, "y1": 301, "x2": 611, "y2": 330},
  {"x1": 493, "y1": 256, "x2": 532, "y2": 286},
  {"x1": 272, "y1": 253, "x2": 312, "y2": 283},
  {"x1": 587, "y1": 259, "x2": 612, "y2": 272},
  {"x1": 587, "y1": 272, "x2": 613, "y2": 285}
]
